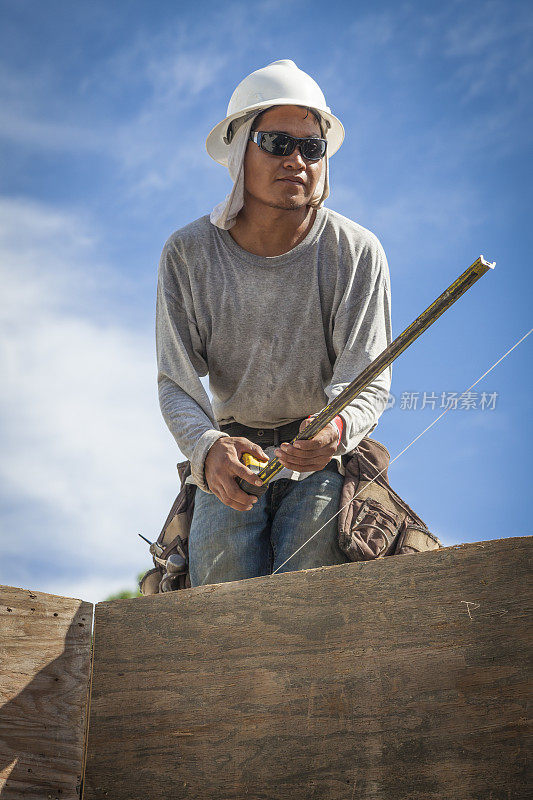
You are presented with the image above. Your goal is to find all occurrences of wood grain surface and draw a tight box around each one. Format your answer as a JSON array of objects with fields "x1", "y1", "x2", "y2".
[
  {"x1": 0, "y1": 586, "x2": 93, "y2": 799},
  {"x1": 83, "y1": 537, "x2": 531, "y2": 800}
]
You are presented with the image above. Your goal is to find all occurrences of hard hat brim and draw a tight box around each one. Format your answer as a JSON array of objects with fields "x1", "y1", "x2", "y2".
[{"x1": 205, "y1": 99, "x2": 345, "y2": 167}]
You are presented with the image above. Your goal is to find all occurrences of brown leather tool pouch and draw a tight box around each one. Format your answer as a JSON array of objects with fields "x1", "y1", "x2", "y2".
[
  {"x1": 139, "y1": 460, "x2": 196, "y2": 595},
  {"x1": 338, "y1": 437, "x2": 442, "y2": 561}
]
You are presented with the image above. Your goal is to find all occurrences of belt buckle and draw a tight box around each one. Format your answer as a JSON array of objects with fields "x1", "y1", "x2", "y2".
[
  {"x1": 254, "y1": 427, "x2": 279, "y2": 447},
  {"x1": 255, "y1": 428, "x2": 271, "y2": 447}
]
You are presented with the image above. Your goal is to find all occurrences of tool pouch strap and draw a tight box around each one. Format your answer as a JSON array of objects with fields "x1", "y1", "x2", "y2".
[
  {"x1": 139, "y1": 459, "x2": 196, "y2": 595},
  {"x1": 337, "y1": 437, "x2": 442, "y2": 561}
]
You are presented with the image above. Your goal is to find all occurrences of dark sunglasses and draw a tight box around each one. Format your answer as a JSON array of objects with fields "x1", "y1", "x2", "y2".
[{"x1": 249, "y1": 130, "x2": 327, "y2": 162}]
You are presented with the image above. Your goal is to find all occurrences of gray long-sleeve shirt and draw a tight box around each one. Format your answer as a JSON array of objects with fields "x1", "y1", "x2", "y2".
[{"x1": 156, "y1": 206, "x2": 392, "y2": 493}]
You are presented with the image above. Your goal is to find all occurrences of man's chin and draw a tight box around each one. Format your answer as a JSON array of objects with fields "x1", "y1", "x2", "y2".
[{"x1": 263, "y1": 196, "x2": 310, "y2": 211}]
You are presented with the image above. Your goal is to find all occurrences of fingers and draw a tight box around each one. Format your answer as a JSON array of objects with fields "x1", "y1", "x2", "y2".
[
  {"x1": 288, "y1": 422, "x2": 338, "y2": 451},
  {"x1": 274, "y1": 447, "x2": 333, "y2": 471},
  {"x1": 299, "y1": 417, "x2": 314, "y2": 433},
  {"x1": 235, "y1": 437, "x2": 269, "y2": 463},
  {"x1": 204, "y1": 436, "x2": 265, "y2": 511},
  {"x1": 274, "y1": 430, "x2": 337, "y2": 471},
  {"x1": 211, "y1": 468, "x2": 260, "y2": 511},
  {"x1": 251, "y1": 444, "x2": 269, "y2": 463},
  {"x1": 276, "y1": 444, "x2": 327, "y2": 464},
  {"x1": 276, "y1": 437, "x2": 331, "y2": 459},
  {"x1": 217, "y1": 483, "x2": 258, "y2": 512},
  {"x1": 212, "y1": 464, "x2": 262, "y2": 510},
  {"x1": 274, "y1": 453, "x2": 331, "y2": 472},
  {"x1": 219, "y1": 441, "x2": 266, "y2": 510},
  {"x1": 234, "y1": 461, "x2": 265, "y2": 488},
  {"x1": 288, "y1": 438, "x2": 323, "y2": 451}
]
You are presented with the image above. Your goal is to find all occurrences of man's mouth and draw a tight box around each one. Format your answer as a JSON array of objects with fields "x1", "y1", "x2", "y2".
[{"x1": 278, "y1": 176, "x2": 305, "y2": 185}]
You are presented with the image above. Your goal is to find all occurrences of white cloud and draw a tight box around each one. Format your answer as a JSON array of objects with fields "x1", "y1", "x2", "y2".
[{"x1": 0, "y1": 196, "x2": 182, "y2": 604}]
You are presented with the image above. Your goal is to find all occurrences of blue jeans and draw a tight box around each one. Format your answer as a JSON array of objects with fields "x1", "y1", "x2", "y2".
[{"x1": 188, "y1": 465, "x2": 349, "y2": 587}]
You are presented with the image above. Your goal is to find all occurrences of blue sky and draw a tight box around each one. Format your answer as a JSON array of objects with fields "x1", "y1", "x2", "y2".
[{"x1": 1, "y1": 0, "x2": 531, "y2": 604}]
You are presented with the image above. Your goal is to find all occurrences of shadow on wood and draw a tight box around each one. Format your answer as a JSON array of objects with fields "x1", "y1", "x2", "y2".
[
  {"x1": 83, "y1": 537, "x2": 531, "y2": 800},
  {"x1": 0, "y1": 586, "x2": 93, "y2": 800}
]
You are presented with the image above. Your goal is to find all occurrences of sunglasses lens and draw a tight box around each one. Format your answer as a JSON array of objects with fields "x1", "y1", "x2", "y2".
[
  {"x1": 301, "y1": 138, "x2": 326, "y2": 160},
  {"x1": 260, "y1": 132, "x2": 295, "y2": 156}
]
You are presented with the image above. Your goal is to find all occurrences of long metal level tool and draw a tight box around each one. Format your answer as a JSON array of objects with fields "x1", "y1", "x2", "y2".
[{"x1": 239, "y1": 255, "x2": 495, "y2": 496}]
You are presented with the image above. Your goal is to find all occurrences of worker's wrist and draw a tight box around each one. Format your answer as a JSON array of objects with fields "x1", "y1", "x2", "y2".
[
  {"x1": 331, "y1": 415, "x2": 344, "y2": 445},
  {"x1": 192, "y1": 429, "x2": 230, "y2": 493}
]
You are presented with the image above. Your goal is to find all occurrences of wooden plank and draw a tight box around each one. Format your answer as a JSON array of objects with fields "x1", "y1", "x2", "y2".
[
  {"x1": 83, "y1": 537, "x2": 532, "y2": 800},
  {"x1": 0, "y1": 586, "x2": 93, "y2": 799}
]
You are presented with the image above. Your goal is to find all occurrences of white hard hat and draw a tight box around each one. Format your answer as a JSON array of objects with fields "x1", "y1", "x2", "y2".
[{"x1": 206, "y1": 59, "x2": 344, "y2": 167}]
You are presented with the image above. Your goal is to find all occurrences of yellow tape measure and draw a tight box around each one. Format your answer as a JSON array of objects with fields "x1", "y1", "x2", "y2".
[{"x1": 239, "y1": 452, "x2": 268, "y2": 497}]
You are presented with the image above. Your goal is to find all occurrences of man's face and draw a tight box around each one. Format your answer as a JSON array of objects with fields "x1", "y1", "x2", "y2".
[{"x1": 243, "y1": 105, "x2": 324, "y2": 211}]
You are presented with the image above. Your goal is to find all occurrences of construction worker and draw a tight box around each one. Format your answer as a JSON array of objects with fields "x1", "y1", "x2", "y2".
[{"x1": 156, "y1": 60, "x2": 392, "y2": 587}]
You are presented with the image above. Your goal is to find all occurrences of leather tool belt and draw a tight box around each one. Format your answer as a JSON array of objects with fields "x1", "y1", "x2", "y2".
[{"x1": 219, "y1": 418, "x2": 308, "y2": 447}]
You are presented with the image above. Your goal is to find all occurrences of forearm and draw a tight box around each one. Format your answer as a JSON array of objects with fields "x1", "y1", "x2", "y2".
[
  {"x1": 158, "y1": 375, "x2": 229, "y2": 492},
  {"x1": 156, "y1": 259, "x2": 230, "y2": 492}
]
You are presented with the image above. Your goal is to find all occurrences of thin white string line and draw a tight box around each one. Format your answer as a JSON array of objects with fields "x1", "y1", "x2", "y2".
[{"x1": 271, "y1": 327, "x2": 533, "y2": 575}]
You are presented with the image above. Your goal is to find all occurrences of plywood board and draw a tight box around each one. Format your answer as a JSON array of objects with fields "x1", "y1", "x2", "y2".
[
  {"x1": 0, "y1": 586, "x2": 93, "y2": 799},
  {"x1": 83, "y1": 537, "x2": 531, "y2": 800}
]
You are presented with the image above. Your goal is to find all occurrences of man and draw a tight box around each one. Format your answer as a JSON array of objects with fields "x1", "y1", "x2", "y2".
[{"x1": 156, "y1": 60, "x2": 392, "y2": 587}]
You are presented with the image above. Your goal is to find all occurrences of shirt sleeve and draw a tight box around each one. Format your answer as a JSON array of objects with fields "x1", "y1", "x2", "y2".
[
  {"x1": 156, "y1": 239, "x2": 229, "y2": 492},
  {"x1": 324, "y1": 237, "x2": 392, "y2": 455}
]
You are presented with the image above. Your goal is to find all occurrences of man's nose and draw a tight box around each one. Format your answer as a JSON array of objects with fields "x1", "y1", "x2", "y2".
[{"x1": 282, "y1": 146, "x2": 307, "y2": 169}]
